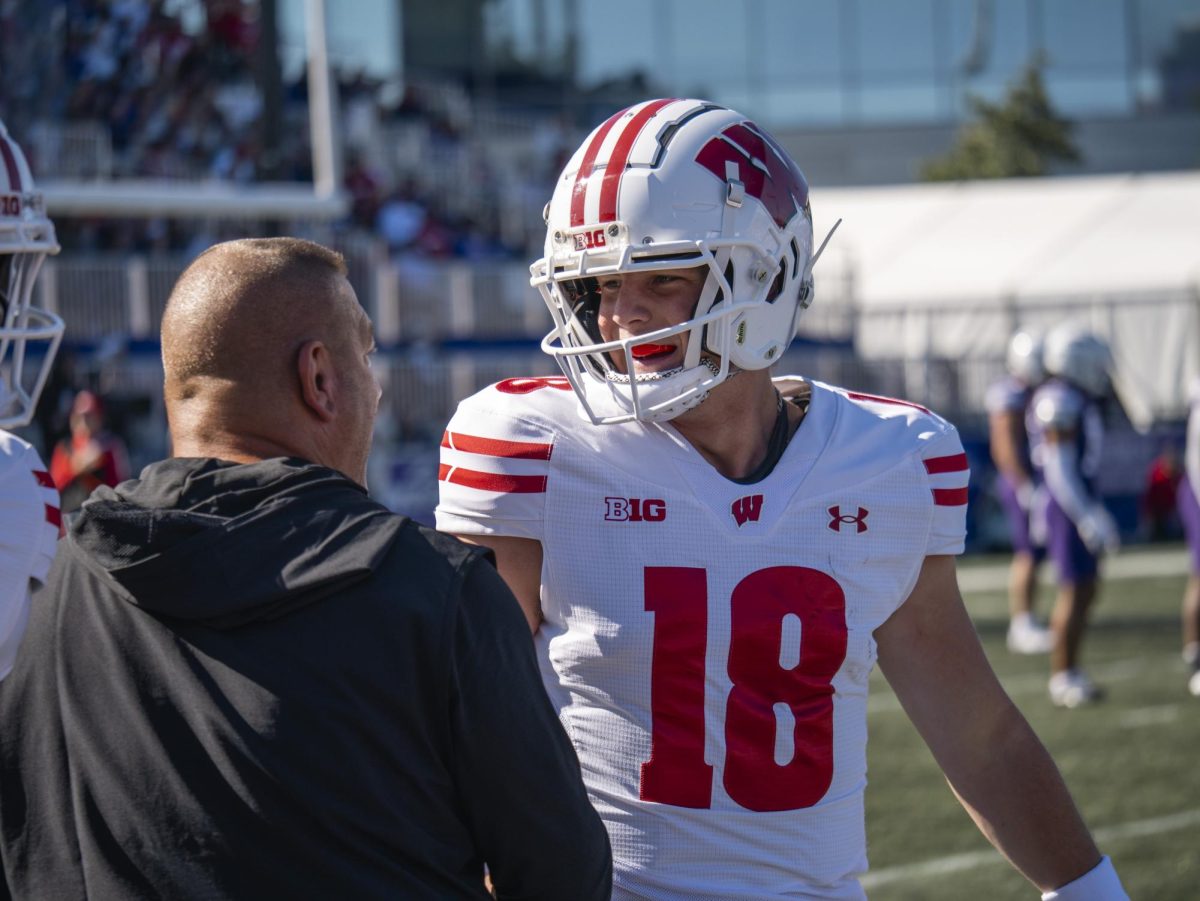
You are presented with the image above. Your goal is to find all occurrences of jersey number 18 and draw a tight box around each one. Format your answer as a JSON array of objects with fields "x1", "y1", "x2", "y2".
[{"x1": 640, "y1": 566, "x2": 848, "y2": 812}]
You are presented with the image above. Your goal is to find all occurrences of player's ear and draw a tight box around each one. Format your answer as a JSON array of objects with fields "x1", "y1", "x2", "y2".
[{"x1": 296, "y1": 339, "x2": 336, "y2": 423}]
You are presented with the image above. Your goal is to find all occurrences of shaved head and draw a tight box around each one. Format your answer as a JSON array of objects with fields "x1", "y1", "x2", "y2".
[
  {"x1": 161, "y1": 237, "x2": 379, "y2": 484},
  {"x1": 163, "y1": 237, "x2": 351, "y2": 397}
]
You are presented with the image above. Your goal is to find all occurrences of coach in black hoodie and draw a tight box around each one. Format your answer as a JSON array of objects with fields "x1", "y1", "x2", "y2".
[{"x1": 0, "y1": 238, "x2": 611, "y2": 900}]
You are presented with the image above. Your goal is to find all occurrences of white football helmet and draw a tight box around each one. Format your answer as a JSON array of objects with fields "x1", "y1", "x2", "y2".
[
  {"x1": 1042, "y1": 325, "x2": 1111, "y2": 398},
  {"x1": 531, "y1": 99, "x2": 836, "y2": 424},
  {"x1": 1005, "y1": 329, "x2": 1045, "y2": 385},
  {"x1": 0, "y1": 119, "x2": 63, "y2": 429}
]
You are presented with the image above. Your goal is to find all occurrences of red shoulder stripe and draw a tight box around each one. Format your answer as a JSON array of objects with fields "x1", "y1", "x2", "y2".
[
  {"x1": 439, "y1": 464, "x2": 547, "y2": 495},
  {"x1": 441, "y1": 430, "x2": 553, "y2": 461},
  {"x1": 932, "y1": 487, "x2": 968, "y2": 506},
  {"x1": 923, "y1": 453, "x2": 968, "y2": 474},
  {"x1": 847, "y1": 391, "x2": 930, "y2": 414},
  {"x1": 44, "y1": 504, "x2": 61, "y2": 527}
]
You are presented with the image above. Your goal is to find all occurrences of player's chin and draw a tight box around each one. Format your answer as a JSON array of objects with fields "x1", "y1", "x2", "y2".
[{"x1": 631, "y1": 360, "x2": 680, "y2": 376}]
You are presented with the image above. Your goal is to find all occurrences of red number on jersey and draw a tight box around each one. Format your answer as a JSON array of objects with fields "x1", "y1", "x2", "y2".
[
  {"x1": 495, "y1": 376, "x2": 573, "y2": 394},
  {"x1": 640, "y1": 566, "x2": 848, "y2": 812}
]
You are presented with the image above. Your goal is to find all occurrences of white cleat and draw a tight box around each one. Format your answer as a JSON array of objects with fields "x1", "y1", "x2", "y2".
[
  {"x1": 1007, "y1": 617, "x2": 1054, "y2": 655},
  {"x1": 1049, "y1": 669, "x2": 1105, "y2": 708},
  {"x1": 1189, "y1": 670, "x2": 1200, "y2": 698}
]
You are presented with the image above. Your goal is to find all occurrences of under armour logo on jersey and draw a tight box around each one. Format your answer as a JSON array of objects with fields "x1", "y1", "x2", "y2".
[
  {"x1": 731, "y1": 494, "x2": 763, "y2": 527},
  {"x1": 828, "y1": 505, "x2": 869, "y2": 533},
  {"x1": 605, "y1": 497, "x2": 667, "y2": 522}
]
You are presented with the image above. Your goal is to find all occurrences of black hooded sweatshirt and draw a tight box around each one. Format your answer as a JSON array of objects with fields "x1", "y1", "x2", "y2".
[{"x1": 0, "y1": 458, "x2": 611, "y2": 901}]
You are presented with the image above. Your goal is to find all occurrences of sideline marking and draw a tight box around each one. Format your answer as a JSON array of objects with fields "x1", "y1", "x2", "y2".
[{"x1": 860, "y1": 808, "x2": 1200, "y2": 888}]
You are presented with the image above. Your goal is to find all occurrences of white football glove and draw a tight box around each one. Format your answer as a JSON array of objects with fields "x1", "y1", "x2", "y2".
[{"x1": 1078, "y1": 504, "x2": 1120, "y2": 554}]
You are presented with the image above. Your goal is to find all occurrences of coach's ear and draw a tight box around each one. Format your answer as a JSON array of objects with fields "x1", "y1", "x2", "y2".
[{"x1": 296, "y1": 339, "x2": 337, "y2": 423}]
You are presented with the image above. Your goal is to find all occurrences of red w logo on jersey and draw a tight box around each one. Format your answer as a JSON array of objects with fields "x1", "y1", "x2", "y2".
[
  {"x1": 828, "y1": 505, "x2": 869, "y2": 533},
  {"x1": 731, "y1": 494, "x2": 763, "y2": 527},
  {"x1": 695, "y1": 121, "x2": 810, "y2": 228}
]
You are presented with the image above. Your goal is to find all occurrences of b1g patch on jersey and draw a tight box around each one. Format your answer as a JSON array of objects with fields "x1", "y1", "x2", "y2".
[{"x1": 604, "y1": 497, "x2": 667, "y2": 522}]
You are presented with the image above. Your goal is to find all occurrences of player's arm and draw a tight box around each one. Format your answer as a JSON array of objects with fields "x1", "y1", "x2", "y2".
[
  {"x1": 875, "y1": 555, "x2": 1127, "y2": 898},
  {"x1": 1039, "y1": 423, "x2": 1118, "y2": 553},
  {"x1": 988, "y1": 409, "x2": 1032, "y2": 484},
  {"x1": 452, "y1": 534, "x2": 544, "y2": 634}
]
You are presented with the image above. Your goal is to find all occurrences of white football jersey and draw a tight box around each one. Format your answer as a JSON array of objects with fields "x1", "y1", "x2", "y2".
[
  {"x1": 436, "y1": 376, "x2": 968, "y2": 900},
  {"x1": 0, "y1": 431, "x2": 60, "y2": 680}
]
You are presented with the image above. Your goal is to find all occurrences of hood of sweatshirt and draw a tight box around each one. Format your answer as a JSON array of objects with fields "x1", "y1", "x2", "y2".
[{"x1": 66, "y1": 457, "x2": 404, "y2": 629}]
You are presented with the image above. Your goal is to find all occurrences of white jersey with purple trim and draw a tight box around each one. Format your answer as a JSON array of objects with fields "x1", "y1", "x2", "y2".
[
  {"x1": 0, "y1": 431, "x2": 60, "y2": 680},
  {"x1": 436, "y1": 376, "x2": 968, "y2": 900},
  {"x1": 1027, "y1": 378, "x2": 1103, "y2": 482}
]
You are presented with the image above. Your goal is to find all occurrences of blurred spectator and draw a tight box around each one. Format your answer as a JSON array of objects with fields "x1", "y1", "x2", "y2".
[
  {"x1": 1142, "y1": 443, "x2": 1182, "y2": 541},
  {"x1": 344, "y1": 149, "x2": 384, "y2": 229},
  {"x1": 48, "y1": 390, "x2": 130, "y2": 513},
  {"x1": 2, "y1": 0, "x2": 535, "y2": 259},
  {"x1": 376, "y1": 180, "x2": 428, "y2": 253}
]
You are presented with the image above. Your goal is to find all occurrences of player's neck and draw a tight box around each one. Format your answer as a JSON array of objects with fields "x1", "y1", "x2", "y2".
[{"x1": 670, "y1": 373, "x2": 795, "y2": 481}]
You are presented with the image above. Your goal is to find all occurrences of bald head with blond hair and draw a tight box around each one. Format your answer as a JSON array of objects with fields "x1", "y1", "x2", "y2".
[{"x1": 161, "y1": 237, "x2": 380, "y2": 485}]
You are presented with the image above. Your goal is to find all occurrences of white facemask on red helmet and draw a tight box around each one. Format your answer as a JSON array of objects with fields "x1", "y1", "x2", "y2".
[
  {"x1": 531, "y1": 99, "x2": 836, "y2": 424},
  {"x1": 0, "y1": 119, "x2": 63, "y2": 429}
]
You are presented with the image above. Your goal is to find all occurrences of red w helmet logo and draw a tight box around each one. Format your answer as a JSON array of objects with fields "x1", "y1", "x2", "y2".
[
  {"x1": 731, "y1": 494, "x2": 764, "y2": 527},
  {"x1": 828, "y1": 505, "x2": 869, "y2": 533},
  {"x1": 695, "y1": 121, "x2": 810, "y2": 228}
]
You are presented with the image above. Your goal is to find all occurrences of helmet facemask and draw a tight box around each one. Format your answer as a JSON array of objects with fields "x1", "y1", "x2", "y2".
[
  {"x1": 0, "y1": 121, "x2": 64, "y2": 429},
  {"x1": 0, "y1": 247, "x2": 63, "y2": 428}
]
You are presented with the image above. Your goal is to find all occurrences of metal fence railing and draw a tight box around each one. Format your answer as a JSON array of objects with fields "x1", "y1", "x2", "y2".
[{"x1": 33, "y1": 250, "x2": 1196, "y2": 478}]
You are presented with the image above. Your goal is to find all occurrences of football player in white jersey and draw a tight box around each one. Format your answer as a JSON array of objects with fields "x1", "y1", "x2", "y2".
[
  {"x1": 1028, "y1": 326, "x2": 1119, "y2": 708},
  {"x1": 987, "y1": 330, "x2": 1052, "y2": 654},
  {"x1": 0, "y1": 119, "x2": 65, "y2": 681},
  {"x1": 436, "y1": 99, "x2": 1126, "y2": 900}
]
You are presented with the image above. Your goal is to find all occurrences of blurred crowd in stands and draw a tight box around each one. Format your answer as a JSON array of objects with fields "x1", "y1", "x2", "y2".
[{"x1": 0, "y1": 0, "x2": 573, "y2": 260}]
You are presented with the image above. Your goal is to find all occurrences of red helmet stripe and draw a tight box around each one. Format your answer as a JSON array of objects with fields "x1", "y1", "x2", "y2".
[
  {"x1": 0, "y1": 136, "x2": 24, "y2": 193},
  {"x1": 569, "y1": 108, "x2": 625, "y2": 228},
  {"x1": 597, "y1": 98, "x2": 678, "y2": 224}
]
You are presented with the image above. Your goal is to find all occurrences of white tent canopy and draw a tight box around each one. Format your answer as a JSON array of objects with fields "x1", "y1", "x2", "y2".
[{"x1": 811, "y1": 171, "x2": 1200, "y2": 427}]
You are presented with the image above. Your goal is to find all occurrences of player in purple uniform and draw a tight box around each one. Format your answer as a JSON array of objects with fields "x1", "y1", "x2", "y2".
[
  {"x1": 1178, "y1": 376, "x2": 1200, "y2": 696},
  {"x1": 1028, "y1": 326, "x2": 1119, "y2": 707},
  {"x1": 987, "y1": 330, "x2": 1052, "y2": 654}
]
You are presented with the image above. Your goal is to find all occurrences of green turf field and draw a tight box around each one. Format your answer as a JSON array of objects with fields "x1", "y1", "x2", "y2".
[{"x1": 862, "y1": 549, "x2": 1199, "y2": 899}]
